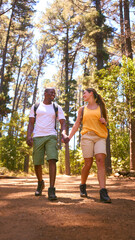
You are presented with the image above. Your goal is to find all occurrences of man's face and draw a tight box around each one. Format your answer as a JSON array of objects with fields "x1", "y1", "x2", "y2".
[{"x1": 45, "y1": 88, "x2": 56, "y2": 101}]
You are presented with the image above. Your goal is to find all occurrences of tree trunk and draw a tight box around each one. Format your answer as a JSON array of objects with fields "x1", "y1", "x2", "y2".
[
  {"x1": 12, "y1": 42, "x2": 24, "y2": 112},
  {"x1": 65, "y1": 26, "x2": 70, "y2": 175},
  {"x1": 106, "y1": 128, "x2": 112, "y2": 175},
  {"x1": 124, "y1": 0, "x2": 133, "y2": 59},
  {"x1": 0, "y1": 0, "x2": 17, "y2": 93},
  {"x1": 32, "y1": 72, "x2": 40, "y2": 105},
  {"x1": 0, "y1": 14, "x2": 12, "y2": 93},
  {"x1": 32, "y1": 45, "x2": 47, "y2": 105},
  {"x1": 95, "y1": 0, "x2": 103, "y2": 71},
  {"x1": 124, "y1": 0, "x2": 134, "y2": 171},
  {"x1": 130, "y1": 117, "x2": 135, "y2": 171},
  {"x1": 119, "y1": 0, "x2": 125, "y2": 55},
  {"x1": 95, "y1": 0, "x2": 112, "y2": 174},
  {"x1": 24, "y1": 154, "x2": 29, "y2": 173}
]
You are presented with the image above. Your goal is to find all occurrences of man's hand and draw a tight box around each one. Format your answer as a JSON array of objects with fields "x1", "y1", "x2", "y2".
[
  {"x1": 26, "y1": 136, "x2": 33, "y2": 147},
  {"x1": 61, "y1": 133, "x2": 70, "y2": 144}
]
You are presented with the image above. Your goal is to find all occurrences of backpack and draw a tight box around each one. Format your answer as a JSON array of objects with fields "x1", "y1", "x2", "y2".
[{"x1": 34, "y1": 102, "x2": 58, "y2": 130}]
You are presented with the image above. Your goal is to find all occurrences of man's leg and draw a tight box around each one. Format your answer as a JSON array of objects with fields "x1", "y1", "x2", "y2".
[
  {"x1": 33, "y1": 137, "x2": 45, "y2": 196},
  {"x1": 49, "y1": 159, "x2": 56, "y2": 187},
  {"x1": 34, "y1": 165, "x2": 42, "y2": 182},
  {"x1": 48, "y1": 159, "x2": 57, "y2": 200},
  {"x1": 34, "y1": 165, "x2": 44, "y2": 196}
]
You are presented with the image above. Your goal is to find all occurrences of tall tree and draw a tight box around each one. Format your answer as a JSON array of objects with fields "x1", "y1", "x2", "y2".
[
  {"x1": 123, "y1": 0, "x2": 135, "y2": 171},
  {"x1": 39, "y1": 0, "x2": 84, "y2": 174},
  {"x1": 81, "y1": 0, "x2": 113, "y2": 174},
  {"x1": 124, "y1": 0, "x2": 133, "y2": 59},
  {"x1": 0, "y1": 0, "x2": 36, "y2": 120},
  {"x1": 119, "y1": 0, "x2": 125, "y2": 55}
]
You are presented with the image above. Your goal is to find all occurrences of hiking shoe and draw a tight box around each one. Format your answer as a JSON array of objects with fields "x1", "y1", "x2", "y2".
[
  {"x1": 100, "y1": 188, "x2": 111, "y2": 203},
  {"x1": 35, "y1": 180, "x2": 45, "y2": 196},
  {"x1": 80, "y1": 184, "x2": 87, "y2": 197},
  {"x1": 48, "y1": 187, "x2": 57, "y2": 201}
]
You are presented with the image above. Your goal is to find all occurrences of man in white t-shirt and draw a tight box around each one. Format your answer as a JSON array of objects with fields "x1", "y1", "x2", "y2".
[{"x1": 27, "y1": 87, "x2": 68, "y2": 200}]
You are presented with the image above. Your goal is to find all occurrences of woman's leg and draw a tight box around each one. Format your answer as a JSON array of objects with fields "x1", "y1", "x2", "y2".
[
  {"x1": 95, "y1": 153, "x2": 106, "y2": 189},
  {"x1": 80, "y1": 158, "x2": 93, "y2": 197},
  {"x1": 81, "y1": 158, "x2": 93, "y2": 184},
  {"x1": 95, "y1": 153, "x2": 111, "y2": 203}
]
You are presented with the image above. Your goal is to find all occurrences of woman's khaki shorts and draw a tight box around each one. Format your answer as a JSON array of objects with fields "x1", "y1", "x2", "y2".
[{"x1": 81, "y1": 131, "x2": 106, "y2": 158}]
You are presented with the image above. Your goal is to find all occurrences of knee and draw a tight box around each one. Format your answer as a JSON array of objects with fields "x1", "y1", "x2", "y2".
[
  {"x1": 96, "y1": 158, "x2": 105, "y2": 168},
  {"x1": 84, "y1": 159, "x2": 93, "y2": 169},
  {"x1": 96, "y1": 157, "x2": 102, "y2": 163},
  {"x1": 49, "y1": 159, "x2": 56, "y2": 165}
]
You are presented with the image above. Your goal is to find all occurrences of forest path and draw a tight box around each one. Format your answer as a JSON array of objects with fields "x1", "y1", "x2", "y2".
[{"x1": 0, "y1": 174, "x2": 135, "y2": 240}]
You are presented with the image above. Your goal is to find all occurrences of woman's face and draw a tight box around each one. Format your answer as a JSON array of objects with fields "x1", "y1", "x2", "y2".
[{"x1": 83, "y1": 90, "x2": 91, "y2": 102}]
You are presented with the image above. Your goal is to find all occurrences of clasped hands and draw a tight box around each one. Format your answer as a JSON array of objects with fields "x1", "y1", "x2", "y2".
[
  {"x1": 27, "y1": 134, "x2": 70, "y2": 147},
  {"x1": 61, "y1": 133, "x2": 70, "y2": 144}
]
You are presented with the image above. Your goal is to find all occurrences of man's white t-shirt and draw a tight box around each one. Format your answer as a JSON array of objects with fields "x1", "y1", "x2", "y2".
[{"x1": 29, "y1": 102, "x2": 65, "y2": 137}]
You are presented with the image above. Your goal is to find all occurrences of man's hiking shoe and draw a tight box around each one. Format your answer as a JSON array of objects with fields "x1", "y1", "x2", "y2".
[
  {"x1": 100, "y1": 188, "x2": 111, "y2": 203},
  {"x1": 35, "y1": 180, "x2": 45, "y2": 196},
  {"x1": 48, "y1": 187, "x2": 57, "y2": 201},
  {"x1": 80, "y1": 184, "x2": 87, "y2": 197}
]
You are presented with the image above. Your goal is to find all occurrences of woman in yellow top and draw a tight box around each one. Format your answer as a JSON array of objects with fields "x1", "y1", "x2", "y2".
[{"x1": 68, "y1": 88, "x2": 111, "y2": 203}]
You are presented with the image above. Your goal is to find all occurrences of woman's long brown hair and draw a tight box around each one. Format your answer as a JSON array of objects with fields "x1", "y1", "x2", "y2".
[{"x1": 86, "y1": 88, "x2": 108, "y2": 121}]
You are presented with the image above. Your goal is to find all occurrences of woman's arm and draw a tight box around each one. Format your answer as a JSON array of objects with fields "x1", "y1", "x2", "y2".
[{"x1": 69, "y1": 107, "x2": 83, "y2": 140}]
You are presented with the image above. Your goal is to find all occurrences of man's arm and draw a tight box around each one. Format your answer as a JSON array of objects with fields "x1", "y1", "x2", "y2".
[
  {"x1": 26, "y1": 117, "x2": 35, "y2": 147},
  {"x1": 59, "y1": 119, "x2": 69, "y2": 143}
]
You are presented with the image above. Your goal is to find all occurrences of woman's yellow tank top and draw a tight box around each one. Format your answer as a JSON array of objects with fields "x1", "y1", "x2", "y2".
[{"x1": 81, "y1": 106, "x2": 108, "y2": 138}]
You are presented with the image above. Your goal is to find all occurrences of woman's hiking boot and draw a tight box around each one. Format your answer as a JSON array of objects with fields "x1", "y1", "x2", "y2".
[
  {"x1": 35, "y1": 180, "x2": 45, "y2": 196},
  {"x1": 48, "y1": 187, "x2": 57, "y2": 201},
  {"x1": 100, "y1": 188, "x2": 111, "y2": 203},
  {"x1": 80, "y1": 184, "x2": 87, "y2": 197}
]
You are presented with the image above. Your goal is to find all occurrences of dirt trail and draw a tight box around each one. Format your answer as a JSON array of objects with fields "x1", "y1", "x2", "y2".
[{"x1": 0, "y1": 174, "x2": 135, "y2": 240}]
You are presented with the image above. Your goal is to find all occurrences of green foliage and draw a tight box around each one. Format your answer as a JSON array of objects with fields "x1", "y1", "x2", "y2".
[
  {"x1": 1, "y1": 0, "x2": 134, "y2": 174},
  {"x1": 0, "y1": 0, "x2": 36, "y2": 118},
  {"x1": 57, "y1": 146, "x2": 84, "y2": 175},
  {"x1": 57, "y1": 146, "x2": 98, "y2": 175},
  {"x1": 0, "y1": 112, "x2": 30, "y2": 171},
  {"x1": 94, "y1": 56, "x2": 135, "y2": 173},
  {"x1": 120, "y1": 56, "x2": 135, "y2": 116},
  {"x1": 112, "y1": 156, "x2": 130, "y2": 173},
  {"x1": 57, "y1": 146, "x2": 66, "y2": 174},
  {"x1": 1, "y1": 135, "x2": 26, "y2": 171},
  {"x1": 69, "y1": 147, "x2": 84, "y2": 175},
  {"x1": 110, "y1": 127, "x2": 130, "y2": 172}
]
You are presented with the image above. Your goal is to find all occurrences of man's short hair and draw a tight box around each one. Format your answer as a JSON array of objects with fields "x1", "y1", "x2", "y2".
[{"x1": 44, "y1": 87, "x2": 55, "y2": 93}]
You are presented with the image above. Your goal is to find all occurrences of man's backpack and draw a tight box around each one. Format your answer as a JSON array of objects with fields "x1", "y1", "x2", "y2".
[{"x1": 34, "y1": 102, "x2": 58, "y2": 130}]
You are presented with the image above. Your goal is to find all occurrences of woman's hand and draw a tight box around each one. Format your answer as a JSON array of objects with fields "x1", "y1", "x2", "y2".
[
  {"x1": 99, "y1": 117, "x2": 107, "y2": 125},
  {"x1": 61, "y1": 133, "x2": 70, "y2": 144}
]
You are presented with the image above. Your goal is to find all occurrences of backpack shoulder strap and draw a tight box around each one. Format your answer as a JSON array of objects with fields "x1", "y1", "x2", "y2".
[
  {"x1": 53, "y1": 102, "x2": 58, "y2": 117},
  {"x1": 53, "y1": 102, "x2": 58, "y2": 129},
  {"x1": 99, "y1": 105, "x2": 103, "y2": 118},
  {"x1": 34, "y1": 103, "x2": 40, "y2": 119}
]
